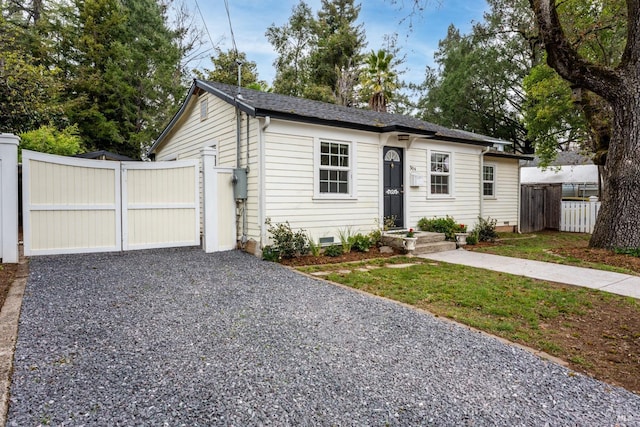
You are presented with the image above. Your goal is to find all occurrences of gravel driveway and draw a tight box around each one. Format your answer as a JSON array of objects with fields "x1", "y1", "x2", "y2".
[{"x1": 7, "y1": 248, "x2": 640, "y2": 426}]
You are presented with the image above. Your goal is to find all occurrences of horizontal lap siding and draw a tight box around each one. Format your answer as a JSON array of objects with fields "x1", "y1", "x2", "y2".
[
  {"x1": 154, "y1": 94, "x2": 262, "y2": 243},
  {"x1": 407, "y1": 143, "x2": 481, "y2": 229},
  {"x1": 264, "y1": 130, "x2": 380, "y2": 242},
  {"x1": 483, "y1": 157, "x2": 519, "y2": 226}
]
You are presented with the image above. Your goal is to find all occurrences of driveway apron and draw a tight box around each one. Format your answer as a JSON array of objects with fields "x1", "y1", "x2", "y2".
[{"x1": 7, "y1": 248, "x2": 640, "y2": 426}]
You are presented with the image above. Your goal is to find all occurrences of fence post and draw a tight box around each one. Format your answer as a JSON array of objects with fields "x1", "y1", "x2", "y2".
[
  {"x1": 588, "y1": 196, "x2": 599, "y2": 234},
  {"x1": 0, "y1": 134, "x2": 19, "y2": 263},
  {"x1": 201, "y1": 146, "x2": 217, "y2": 253}
]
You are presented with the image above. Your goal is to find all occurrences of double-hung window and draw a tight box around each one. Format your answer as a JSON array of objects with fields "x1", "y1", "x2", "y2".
[
  {"x1": 429, "y1": 151, "x2": 451, "y2": 196},
  {"x1": 317, "y1": 140, "x2": 353, "y2": 197},
  {"x1": 483, "y1": 164, "x2": 495, "y2": 197}
]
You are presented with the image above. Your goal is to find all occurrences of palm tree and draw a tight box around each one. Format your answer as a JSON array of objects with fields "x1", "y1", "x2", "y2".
[{"x1": 360, "y1": 49, "x2": 397, "y2": 112}]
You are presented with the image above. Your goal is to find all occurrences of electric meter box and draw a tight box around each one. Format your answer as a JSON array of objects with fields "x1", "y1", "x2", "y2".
[{"x1": 232, "y1": 168, "x2": 248, "y2": 200}]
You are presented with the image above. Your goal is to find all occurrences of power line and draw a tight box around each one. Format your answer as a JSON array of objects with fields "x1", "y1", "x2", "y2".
[
  {"x1": 193, "y1": 0, "x2": 216, "y2": 53},
  {"x1": 223, "y1": 0, "x2": 239, "y2": 57}
]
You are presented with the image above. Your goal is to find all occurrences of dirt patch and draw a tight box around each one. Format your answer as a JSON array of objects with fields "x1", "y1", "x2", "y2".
[
  {"x1": 541, "y1": 294, "x2": 640, "y2": 394},
  {"x1": 0, "y1": 263, "x2": 19, "y2": 312},
  {"x1": 280, "y1": 246, "x2": 399, "y2": 267},
  {"x1": 556, "y1": 247, "x2": 640, "y2": 275}
]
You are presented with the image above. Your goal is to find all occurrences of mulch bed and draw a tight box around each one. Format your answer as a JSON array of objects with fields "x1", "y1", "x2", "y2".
[{"x1": 279, "y1": 246, "x2": 399, "y2": 267}]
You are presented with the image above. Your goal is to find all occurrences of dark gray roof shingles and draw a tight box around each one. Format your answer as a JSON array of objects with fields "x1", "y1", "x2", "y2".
[{"x1": 200, "y1": 80, "x2": 497, "y2": 145}]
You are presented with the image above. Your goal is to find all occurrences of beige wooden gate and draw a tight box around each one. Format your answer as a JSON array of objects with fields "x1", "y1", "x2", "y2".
[{"x1": 22, "y1": 150, "x2": 199, "y2": 256}]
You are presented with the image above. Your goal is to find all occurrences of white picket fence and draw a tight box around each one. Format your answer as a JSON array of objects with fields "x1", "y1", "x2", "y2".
[{"x1": 560, "y1": 196, "x2": 601, "y2": 233}]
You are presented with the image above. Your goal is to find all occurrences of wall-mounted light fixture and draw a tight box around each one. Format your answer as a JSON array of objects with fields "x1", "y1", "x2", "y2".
[{"x1": 397, "y1": 134, "x2": 410, "y2": 141}]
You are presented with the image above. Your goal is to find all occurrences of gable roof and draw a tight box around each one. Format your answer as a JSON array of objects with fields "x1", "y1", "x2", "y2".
[{"x1": 150, "y1": 79, "x2": 517, "y2": 154}]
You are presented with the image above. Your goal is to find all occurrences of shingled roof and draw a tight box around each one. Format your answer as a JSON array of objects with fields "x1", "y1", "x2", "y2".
[{"x1": 150, "y1": 79, "x2": 514, "y2": 154}]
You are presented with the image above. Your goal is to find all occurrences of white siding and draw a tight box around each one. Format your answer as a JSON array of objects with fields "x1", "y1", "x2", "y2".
[
  {"x1": 263, "y1": 122, "x2": 380, "y2": 244},
  {"x1": 407, "y1": 141, "x2": 482, "y2": 230},
  {"x1": 153, "y1": 92, "x2": 261, "y2": 243},
  {"x1": 483, "y1": 157, "x2": 520, "y2": 227}
]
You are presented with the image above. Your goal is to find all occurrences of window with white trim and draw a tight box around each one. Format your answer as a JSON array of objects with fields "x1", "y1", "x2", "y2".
[
  {"x1": 429, "y1": 151, "x2": 451, "y2": 195},
  {"x1": 319, "y1": 141, "x2": 350, "y2": 194},
  {"x1": 483, "y1": 164, "x2": 495, "y2": 197}
]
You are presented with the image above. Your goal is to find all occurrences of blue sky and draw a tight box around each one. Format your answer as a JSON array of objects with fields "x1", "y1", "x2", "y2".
[{"x1": 192, "y1": 0, "x2": 488, "y2": 87}]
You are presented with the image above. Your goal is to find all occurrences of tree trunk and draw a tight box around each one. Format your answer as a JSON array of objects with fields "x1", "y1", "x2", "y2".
[{"x1": 590, "y1": 88, "x2": 640, "y2": 249}]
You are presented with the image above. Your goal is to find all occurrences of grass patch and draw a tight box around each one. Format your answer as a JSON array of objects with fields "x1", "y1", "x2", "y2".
[{"x1": 471, "y1": 231, "x2": 637, "y2": 275}]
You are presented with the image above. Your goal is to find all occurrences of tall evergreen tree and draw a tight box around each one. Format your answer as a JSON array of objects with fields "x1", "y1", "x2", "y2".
[
  {"x1": 266, "y1": 1, "x2": 316, "y2": 97},
  {"x1": 308, "y1": 0, "x2": 365, "y2": 104},
  {"x1": 267, "y1": 0, "x2": 365, "y2": 104},
  {"x1": 63, "y1": 0, "x2": 185, "y2": 158}
]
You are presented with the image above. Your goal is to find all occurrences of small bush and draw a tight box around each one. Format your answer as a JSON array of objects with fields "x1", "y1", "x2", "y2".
[
  {"x1": 417, "y1": 216, "x2": 465, "y2": 241},
  {"x1": 261, "y1": 245, "x2": 280, "y2": 262},
  {"x1": 473, "y1": 217, "x2": 498, "y2": 242},
  {"x1": 265, "y1": 218, "x2": 309, "y2": 259},
  {"x1": 351, "y1": 233, "x2": 372, "y2": 252},
  {"x1": 466, "y1": 232, "x2": 478, "y2": 245},
  {"x1": 323, "y1": 244, "x2": 344, "y2": 257}
]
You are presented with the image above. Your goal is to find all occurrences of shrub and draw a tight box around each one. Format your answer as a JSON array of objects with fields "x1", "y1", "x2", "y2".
[
  {"x1": 351, "y1": 233, "x2": 372, "y2": 252},
  {"x1": 261, "y1": 245, "x2": 280, "y2": 262},
  {"x1": 19, "y1": 124, "x2": 83, "y2": 161},
  {"x1": 466, "y1": 232, "x2": 478, "y2": 245},
  {"x1": 323, "y1": 244, "x2": 344, "y2": 257},
  {"x1": 417, "y1": 216, "x2": 465, "y2": 241},
  {"x1": 473, "y1": 217, "x2": 498, "y2": 242},
  {"x1": 265, "y1": 218, "x2": 309, "y2": 259}
]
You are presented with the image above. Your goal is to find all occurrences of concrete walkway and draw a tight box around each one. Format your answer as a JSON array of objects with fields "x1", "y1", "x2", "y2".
[{"x1": 419, "y1": 249, "x2": 640, "y2": 299}]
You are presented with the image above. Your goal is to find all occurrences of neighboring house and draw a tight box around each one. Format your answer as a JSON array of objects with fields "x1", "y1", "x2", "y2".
[
  {"x1": 149, "y1": 80, "x2": 531, "y2": 255},
  {"x1": 521, "y1": 152, "x2": 599, "y2": 200},
  {"x1": 75, "y1": 150, "x2": 135, "y2": 161}
]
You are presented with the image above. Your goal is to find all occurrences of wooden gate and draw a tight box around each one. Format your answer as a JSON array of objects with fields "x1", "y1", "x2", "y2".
[
  {"x1": 520, "y1": 184, "x2": 562, "y2": 233},
  {"x1": 22, "y1": 150, "x2": 199, "y2": 256}
]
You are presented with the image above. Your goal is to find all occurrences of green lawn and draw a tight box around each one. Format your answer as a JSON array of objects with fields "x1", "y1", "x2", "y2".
[{"x1": 469, "y1": 231, "x2": 637, "y2": 275}]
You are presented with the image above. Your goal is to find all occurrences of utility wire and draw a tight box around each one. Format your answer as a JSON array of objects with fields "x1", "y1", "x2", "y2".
[
  {"x1": 193, "y1": 0, "x2": 216, "y2": 54},
  {"x1": 223, "y1": 0, "x2": 239, "y2": 57}
]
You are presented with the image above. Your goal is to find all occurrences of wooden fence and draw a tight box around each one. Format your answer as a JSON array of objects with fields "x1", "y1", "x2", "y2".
[
  {"x1": 560, "y1": 197, "x2": 601, "y2": 234},
  {"x1": 520, "y1": 184, "x2": 562, "y2": 233}
]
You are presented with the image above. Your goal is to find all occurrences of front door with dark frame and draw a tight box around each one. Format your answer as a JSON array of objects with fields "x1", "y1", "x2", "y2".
[{"x1": 383, "y1": 146, "x2": 404, "y2": 228}]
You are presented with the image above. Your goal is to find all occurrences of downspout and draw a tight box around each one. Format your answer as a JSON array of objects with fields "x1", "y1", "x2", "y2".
[
  {"x1": 479, "y1": 146, "x2": 491, "y2": 221},
  {"x1": 236, "y1": 107, "x2": 243, "y2": 246},
  {"x1": 242, "y1": 112, "x2": 250, "y2": 244},
  {"x1": 259, "y1": 117, "x2": 271, "y2": 251}
]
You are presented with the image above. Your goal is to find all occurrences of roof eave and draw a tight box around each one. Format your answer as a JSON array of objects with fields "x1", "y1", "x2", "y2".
[
  {"x1": 148, "y1": 81, "x2": 199, "y2": 155},
  {"x1": 485, "y1": 151, "x2": 535, "y2": 161},
  {"x1": 252, "y1": 109, "x2": 438, "y2": 138}
]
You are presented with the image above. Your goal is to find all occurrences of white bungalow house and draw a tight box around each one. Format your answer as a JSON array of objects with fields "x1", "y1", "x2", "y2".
[{"x1": 148, "y1": 80, "x2": 531, "y2": 255}]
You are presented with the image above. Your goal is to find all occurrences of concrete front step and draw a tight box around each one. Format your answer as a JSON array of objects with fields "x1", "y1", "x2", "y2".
[
  {"x1": 412, "y1": 240, "x2": 457, "y2": 255},
  {"x1": 414, "y1": 232, "x2": 447, "y2": 244}
]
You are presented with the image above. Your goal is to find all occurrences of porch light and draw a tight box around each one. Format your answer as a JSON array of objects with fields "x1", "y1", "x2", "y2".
[{"x1": 398, "y1": 134, "x2": 410, "y2": 141}]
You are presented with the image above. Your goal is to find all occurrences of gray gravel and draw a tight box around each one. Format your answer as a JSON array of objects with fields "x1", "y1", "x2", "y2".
[{"x1": 7, "y1": 248, "x2": 640, "y2": 426}]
